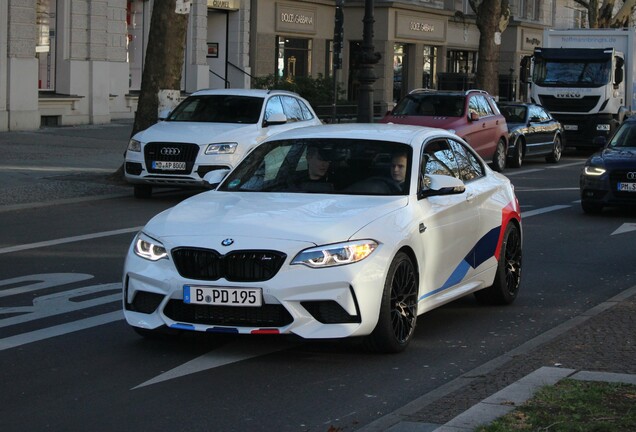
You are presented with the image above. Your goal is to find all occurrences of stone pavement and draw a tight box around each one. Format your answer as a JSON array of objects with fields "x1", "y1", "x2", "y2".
[
  {"x1": 1, "y1": 122, "x2": 635, "y2": 431},
  {"x1": 361, "y1": 285, "x2": 636, "y2": 431}
]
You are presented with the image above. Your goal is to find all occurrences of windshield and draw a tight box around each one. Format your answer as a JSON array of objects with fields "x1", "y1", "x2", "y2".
[
  {"x1": 499, "y1": 105, "x2": 527, "y2": 123},
  {"x1": 218, "y1": 138, "x2": 413, "y2": 196},
  {"x1": 609, "y1": 123, "x2": 636, "y2": 148},
  {"x1": 533, "y1": 59, "x2": 611, "y2": 86},
  {"x1": 392, "y1": 94, "x2": 465, "y2": 117},
  {"x1": 167, "y1": 95, "x2": 264, "y2": 123}
]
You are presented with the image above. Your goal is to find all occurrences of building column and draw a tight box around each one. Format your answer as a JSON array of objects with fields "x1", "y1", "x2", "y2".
[
  {"x1": 6, "y1": 0, "x2": 39, "y2": 130},
  {"x1": 0, "y1": 0, "x2": 8, "y2": 130}
]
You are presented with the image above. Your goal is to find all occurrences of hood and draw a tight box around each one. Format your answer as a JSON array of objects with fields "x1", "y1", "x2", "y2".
[
  {"x1": 144, "y1": 191, "x2": 408, "y2": 245},
  {"x1": 134, "y1": 121, "x2": 259, "y2": 144},
  {"x1": 598, "y1": 147, "x2": 636, "y2": 169}
]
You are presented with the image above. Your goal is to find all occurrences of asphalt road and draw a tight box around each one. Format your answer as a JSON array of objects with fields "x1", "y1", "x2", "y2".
[{"x1": 1, "y1": 152, "x2": 635, "y2": 431}]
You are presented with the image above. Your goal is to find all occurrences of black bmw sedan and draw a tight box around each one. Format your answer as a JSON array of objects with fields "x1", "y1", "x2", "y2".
[
  {"x1": 498, "y1": 102, "x2": 564, "y2": 168},
  {"x1": 580, "y1": 116, "x2": 636, "y2": 214}
]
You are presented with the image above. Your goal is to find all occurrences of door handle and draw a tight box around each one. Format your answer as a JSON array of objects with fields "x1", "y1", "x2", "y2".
[{"x1": 466, "y1": 192, "x2": 475, "y2": 202}]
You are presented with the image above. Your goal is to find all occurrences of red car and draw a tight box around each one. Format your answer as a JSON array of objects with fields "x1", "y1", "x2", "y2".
[{"x1": 380, "y1": 89, "x2": 509, "y2": 171}]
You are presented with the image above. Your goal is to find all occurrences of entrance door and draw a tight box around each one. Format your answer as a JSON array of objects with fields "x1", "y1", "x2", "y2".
[{"x1": 207, "y1": 11, "x2": 228, "y2": 88}]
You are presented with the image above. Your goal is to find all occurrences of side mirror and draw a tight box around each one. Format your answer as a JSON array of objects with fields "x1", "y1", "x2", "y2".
[
  {"x1": 203, "y1": 169, "x2": 231, "y2": 188},
  {"x1": 158, "y1": 109, "x2": 172, "y2": 120},
  {"x1": 264, "y1": 113, "x2": 288, "y2": 127},
  {"x1": 419, "y1": 174, "x2": 466, "y2": 198},
  {"x1": 469, "y1": 112, "x2": 479, "y2": 121},
  {"x1": 592, "y1": 136, "x2": 608, "y2": 147}
]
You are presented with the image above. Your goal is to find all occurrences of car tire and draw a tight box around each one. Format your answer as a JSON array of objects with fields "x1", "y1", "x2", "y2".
[
  {"x1": 581, "y1": 200, "x2": 603, "y2": 214},
  {"x1": 474, "y1": 222, "x2": 522, "y2": 305},
  {"x1": 546, "y1": 134, "x2": 563, "y2": 163},
  {"x1": 491, "y1": 138, "x2": 506, "y2": 172},
  {"x1": 508, "y1": 136, "x2": 523, "y2": 168},
  {"x1": 134, "y1": 184, "x2": 152, "y2": 199},
  {"x1": 364, "y1": 251, "x2": 418, "y2": 353}
]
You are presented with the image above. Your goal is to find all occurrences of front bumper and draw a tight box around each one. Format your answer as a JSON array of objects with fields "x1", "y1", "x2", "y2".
[
  {"x1": 122, "y1": 241, "x2": 389, "y2": 339},
  {"x1": 580, "y1": 171, "x2": 636, "y2": 207}
]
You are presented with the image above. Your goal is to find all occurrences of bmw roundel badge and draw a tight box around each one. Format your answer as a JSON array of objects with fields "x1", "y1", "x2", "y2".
[{"x1": 221, "y1": 238, "x2": 234, "y2": 246}]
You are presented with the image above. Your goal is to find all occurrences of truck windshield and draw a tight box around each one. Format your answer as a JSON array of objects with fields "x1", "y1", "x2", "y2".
[{"x1": 533, "y1": 59, "x2": 611, "y2": 86}]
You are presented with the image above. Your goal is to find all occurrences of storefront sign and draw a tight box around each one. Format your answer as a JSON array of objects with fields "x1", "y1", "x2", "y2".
[
  {"x1": 521, "y1": 29, "x2": 542, "y2": 51},
  {"x1": 207, "y1": 0, "x2": 239, "y2": 11},
  {"x1": 396, "y1": 13, "x2": 445, "y2": 41},
  {"x1": 276, "y1": 4, "x2": 316, "y2": 34}
]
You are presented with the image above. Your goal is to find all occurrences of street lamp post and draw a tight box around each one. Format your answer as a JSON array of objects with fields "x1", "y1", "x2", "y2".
[{"x1": 356, "y1": 0, "x2": 381, "y2": 123}]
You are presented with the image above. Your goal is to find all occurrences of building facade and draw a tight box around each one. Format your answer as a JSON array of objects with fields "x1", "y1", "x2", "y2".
[{"x1": 2, "y1": 0, "x2": 570, "y2": 132}]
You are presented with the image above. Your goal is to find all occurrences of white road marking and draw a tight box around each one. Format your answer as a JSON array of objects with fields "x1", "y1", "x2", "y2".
[
  {"x1": 0, "y1": 283, "x2": 120, "y2": 328},
  {"x1": 0, "y1": 273, "x2": 94, "y2": 298},
  {"x1": 612, "y1": 223, "x2": 636, "y2": 236},
  {"x1": 0, "y1": 226, "x2": 142, "y2": 255},
  {"x1": 133, "y1": 338, "x2": 298, "y2": 389},
  {"x1": 0, "y1": 310, "x2": 122, "y2": 351},
  {"x1": 521, "y1": 205, "x2": 571, "y2": 218},
  {"x1": 515, "y1": 187, "x2": 579, "y2": 192}
]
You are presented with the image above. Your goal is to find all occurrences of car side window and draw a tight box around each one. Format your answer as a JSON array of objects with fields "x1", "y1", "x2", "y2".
[
  {"x1": 264, "y1": 96, "x2": 285, "y2": 122},
  {"x1": 537, "y1": 106, "x2": 550, "y2": 121},
  {"x1": 421, "y1": 139, "x2": 460, "y2": 179},
  {"x1": 475, "y1": 95, "x2": 494, "y2": 117},
  {"x1": 529, "y1": 105, "x2": 543, "y2": 121},
  {"x1": 297, "y1": 99, "x2": 315, "y2": 120},
  {"x1": 281, "y1": 96, "x2": 303, "y2": 122},
  {"x1": 468, "y1": 97, "x2": 480, "y2": 118},
  {"x1": 448, "y1": 139, "x2": 485, "y2": 182}
]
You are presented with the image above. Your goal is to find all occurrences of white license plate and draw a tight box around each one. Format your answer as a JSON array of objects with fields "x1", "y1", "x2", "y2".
[
  {"x1": 564, "y1": 125, "x2": 578, "y2": 131},
  {"x1": 183, "y1": 285, "x2": 262, "y2": 307},
  {"x1": 618, "y1": 182, "x2": 636, "y2": 192},
  {"x1": 152, "y1": 161, "x2": 186, "y2": 170}
]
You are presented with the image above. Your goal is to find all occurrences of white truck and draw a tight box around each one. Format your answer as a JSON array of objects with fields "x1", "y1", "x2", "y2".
[{"x1": 520, "y1": 28, "x2": 635, "y2": 148}]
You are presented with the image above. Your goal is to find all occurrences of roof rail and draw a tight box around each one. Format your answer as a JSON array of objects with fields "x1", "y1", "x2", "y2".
[
  {"x1": 408, "y1": 88, "x2": 436, "y2": 94},
  {"x1": 267, "y1": 89, "x2": 300, "y2": 96},
  {"x1": 465, "y1": 89, "x2": 489, "y2": 95}
]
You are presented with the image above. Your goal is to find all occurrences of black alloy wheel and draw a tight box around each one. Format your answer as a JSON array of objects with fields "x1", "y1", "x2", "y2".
[
  {"x1": 475, "y1": 222, "x2": 522, "y2": 305},
  {"x1": 365, "y1": 252, "x2": 418, "y2": 353},
  {"x1": 546, "y1": 134, "x2": 562, "y2": 163}
]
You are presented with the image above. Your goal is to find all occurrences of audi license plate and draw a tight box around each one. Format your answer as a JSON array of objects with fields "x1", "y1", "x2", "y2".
[
  {"x1": 564, "y1": 125, "x2": 578, "y2": 131},
  {"x1": 618, "y1": 182, "x2": 636, "y2": 192},
  {"x1": 152, "y1": 161, "x2": 186, "y2": 171},
  {"x1": 183, "y1": 285, "x2": 262, "y2": 307}
]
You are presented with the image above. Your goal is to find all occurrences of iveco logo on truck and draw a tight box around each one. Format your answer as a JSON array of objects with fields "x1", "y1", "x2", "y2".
[{"x1": 555, "y1": 92, "x2": 582, "y2": 98}]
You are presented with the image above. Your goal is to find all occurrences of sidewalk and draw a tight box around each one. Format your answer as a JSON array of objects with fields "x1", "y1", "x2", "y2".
[
  {"x1": 361, "y1": 285, "x2": 636, "y2": 431},
  {"x1": 0, "y1": 121, "x2": 133, "y2": 208},
  {"x1": 1, "y1": 122, "x2": 635, "y2": 432}
]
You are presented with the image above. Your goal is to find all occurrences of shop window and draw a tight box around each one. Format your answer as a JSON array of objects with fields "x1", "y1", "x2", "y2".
[
  {"x1": 36, "y1": 0, "x2": 56, "y2": 91},
  {"x1": 127, "y1": 0, "x2": 146, "y2": 90},
  {"x1": 277, "y1": 37, "x2": 312, "y2": 81},
  {"x1": 423, "y1": 46, "x2": 438, "y2": 89},
  {"x1": 393, "y1": 43, "x2": 407, "y2": 102},
  {"x1": 446, "y1": 50, "x2": 476, "y2": 74}
]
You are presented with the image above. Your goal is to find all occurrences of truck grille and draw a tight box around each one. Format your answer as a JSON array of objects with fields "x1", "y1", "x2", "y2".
[
  {"x1": 538, "y1": 95, "x2": 600, "y2": 113},
  {"x1": 144, "y1": 142, "x2": 199, "y2": 174},
  {"x1": 171, "y1": 248, "x2": 287, "y2": 282}
]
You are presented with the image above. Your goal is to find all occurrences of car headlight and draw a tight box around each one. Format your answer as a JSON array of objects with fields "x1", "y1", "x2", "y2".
[
  {"x1": 205, "y1": 143, "x2": 238, "y2": 155},
  {"x1": 291, "y1": 240, "x2": 378, "y2": 268},
  {"x1": 127, "y1": 138, "x2": 141, "y2": 152},
  {"x1": 583, "y1": 166, "x2": 606, "y2": 176},
  {"x1": 134, "y1": 232, "x2": 168, "y2": 261}
]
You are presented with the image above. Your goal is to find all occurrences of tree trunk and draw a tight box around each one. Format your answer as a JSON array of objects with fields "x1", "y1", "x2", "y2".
[
  {"x1": 131, "y1": 0, "x2": 189, "y2": 138},
  {"x1": 470, "y1": 0, "x2": 509, "y2": 97}
]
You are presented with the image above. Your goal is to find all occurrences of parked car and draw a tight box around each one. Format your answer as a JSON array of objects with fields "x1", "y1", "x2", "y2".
[
  {"x1": 123, "y1": 123, "x2": 523, "y2": 353},
  {"x1": 498, "y1": 102, "x2": 564, "y2": 168},
  {"x1": 380, "y1": 89, "x2": 509, "y2": 171},
  {"x1": 124, "y1": 89, "x2": 322, "y2": 198},
  {"x1": 580, "y1": 115, "x2": 636, "y2": 214}
]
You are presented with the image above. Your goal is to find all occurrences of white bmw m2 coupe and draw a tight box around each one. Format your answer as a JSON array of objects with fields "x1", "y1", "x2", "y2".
[{"x1": 123, "y1": 124, "x2": 522, "y2": 353}]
